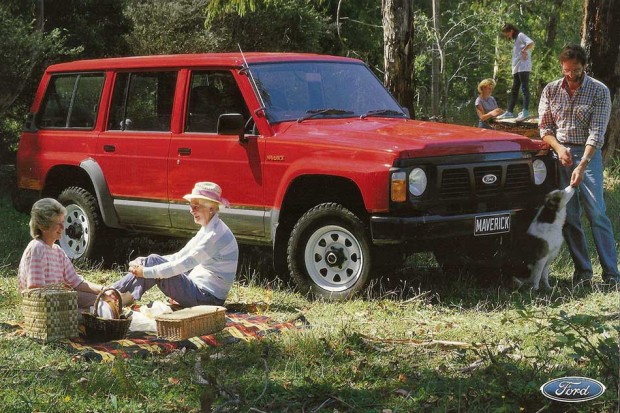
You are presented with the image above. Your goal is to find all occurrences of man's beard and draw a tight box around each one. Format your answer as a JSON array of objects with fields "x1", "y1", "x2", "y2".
[{"x1": 566, "y1": 73, "x2": 584, "y2": 84}]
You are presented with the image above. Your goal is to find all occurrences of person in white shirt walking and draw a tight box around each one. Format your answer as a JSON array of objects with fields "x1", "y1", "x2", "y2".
[
  {"x1": 112, "y1": 182, "x2": 239, "y2": 307},
  {"x1": 497, "y1": 23, "x2": 535, "y2": 121}
]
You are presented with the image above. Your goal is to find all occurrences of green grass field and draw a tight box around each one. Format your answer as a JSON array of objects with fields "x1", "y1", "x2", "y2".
[{"x1": 0, "y1": 165, "x2": 618, "y2": 412}]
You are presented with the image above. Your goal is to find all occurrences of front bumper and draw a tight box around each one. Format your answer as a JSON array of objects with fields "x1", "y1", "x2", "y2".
[{"x1": 370, "y1": 208, "x2": 536, "y2": 245}]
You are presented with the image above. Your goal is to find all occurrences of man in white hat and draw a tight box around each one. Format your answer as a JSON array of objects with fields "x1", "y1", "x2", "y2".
[{"x1": 111, "y1": 182, "x2": 239, "y2": 307}]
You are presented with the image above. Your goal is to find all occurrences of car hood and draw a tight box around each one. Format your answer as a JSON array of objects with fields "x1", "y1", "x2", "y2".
[{"x1": 271, "y1": 118, "x2": 546, "y2": 157}]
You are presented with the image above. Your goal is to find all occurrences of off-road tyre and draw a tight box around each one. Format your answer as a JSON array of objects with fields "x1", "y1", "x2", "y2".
[
  {"x1": 287, "y1": 203, "x2": 371, "y2": 300},
  {"x1": 57, "y1": 186, "x2": 103, "y2": 260}
]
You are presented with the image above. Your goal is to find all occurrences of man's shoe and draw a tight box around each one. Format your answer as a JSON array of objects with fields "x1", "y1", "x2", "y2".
[
  {"x1": 516, "y1": 110, "x2": 529, "y2": 121},
  {"x1": 572, "y1": 272, "x2": 593, "y2": 287},
  {"x1": 497, "y1": 111, "x2": 515, "y2": 120}
]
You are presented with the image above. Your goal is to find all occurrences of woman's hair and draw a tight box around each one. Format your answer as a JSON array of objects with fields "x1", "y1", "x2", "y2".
[
  {"x1": 501, "y1": 23, "x2": 520, "y2": 39},
  {"x1": 477, "y1": 78, "x2": 496, "y2": 93},
  {"x1": 559, "y1": 43, "x2": 587, "y2": 66},
  {"x1": 29, "y1": 198, "x2": 66, "y2": 239},
  {"x1": 198, "y1": 199, "x2": 220, "y2": 213}
]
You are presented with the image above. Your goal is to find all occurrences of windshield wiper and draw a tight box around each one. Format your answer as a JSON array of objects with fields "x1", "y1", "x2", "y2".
[
  {"x1": 360, "y1": 109, "x2": 406, "y2": 119},
  {"x1": 297, "y1": 108, "x2": 354, "y2": 123}
]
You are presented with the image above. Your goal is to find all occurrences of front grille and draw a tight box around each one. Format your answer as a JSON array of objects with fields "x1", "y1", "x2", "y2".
[{"x1": 439, "y1": 161, "x2": 531, "y2": 200}]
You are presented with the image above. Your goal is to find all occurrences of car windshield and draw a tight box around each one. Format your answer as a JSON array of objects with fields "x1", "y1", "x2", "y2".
[{"x1": 249, "y1": 61, "x2": 407, "y2": 123}]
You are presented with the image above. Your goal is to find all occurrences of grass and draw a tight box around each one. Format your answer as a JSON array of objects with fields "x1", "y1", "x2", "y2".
[{"x1": 0, "y1": 166, "x2": 619, "y2": 412}]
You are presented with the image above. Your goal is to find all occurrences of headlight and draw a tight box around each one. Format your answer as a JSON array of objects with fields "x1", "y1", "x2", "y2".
[
  {"x1": 533, "y1": 159, "x2": 547, "y2": 185},
  {"x1": 408, "y1": 168, "x2": 427, "y2": 196}
]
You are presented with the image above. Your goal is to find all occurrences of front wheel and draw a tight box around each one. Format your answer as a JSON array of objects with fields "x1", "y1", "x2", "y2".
[
  {"x1": 57, "y1": 186, "x2": 102, "y2": 260},
  {"x1": 287, "y1": 203, "x2": 371, "y2": 300}
]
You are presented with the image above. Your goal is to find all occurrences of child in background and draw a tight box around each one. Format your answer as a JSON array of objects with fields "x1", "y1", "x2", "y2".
[{"x1": 475, "y1": 78, "x2": 504, "y2": 129}]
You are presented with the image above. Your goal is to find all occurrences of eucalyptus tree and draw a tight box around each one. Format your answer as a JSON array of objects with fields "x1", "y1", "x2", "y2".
[{"x1": 582, "y1": 0, "x2": 620, "y2": 160}]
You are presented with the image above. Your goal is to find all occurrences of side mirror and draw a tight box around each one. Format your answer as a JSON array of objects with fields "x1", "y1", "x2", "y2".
[{"x1": 217, "y1": 113, "x2": 246, "y2": 143}]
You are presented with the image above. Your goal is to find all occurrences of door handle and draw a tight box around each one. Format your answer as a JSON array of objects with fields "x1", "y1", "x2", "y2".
[
  {"x1": 103, "y1": 144, "x2": 116, "y2": 152},
  {"x1": 178, "y1": 147, "x2": 192, "y2": 156}
]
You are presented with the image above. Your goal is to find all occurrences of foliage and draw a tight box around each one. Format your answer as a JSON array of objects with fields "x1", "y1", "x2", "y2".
[
  {"x1": 204, "y1": 0, "x2": 333, "y2": 53},
  {"x1": 124, "y1": 0, "x2": 219, "y2": 55},
  {"x1": 514, "y1": 305, "x2": 620, "y2": 391},
  {"x1": 41, "y1": 0, "x2": 131, "y2": 59}
]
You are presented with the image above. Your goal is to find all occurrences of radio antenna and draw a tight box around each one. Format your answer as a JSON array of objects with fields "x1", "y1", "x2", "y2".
[{"x1": 238, "y1": 44, "x2": 266, "y2": 108}]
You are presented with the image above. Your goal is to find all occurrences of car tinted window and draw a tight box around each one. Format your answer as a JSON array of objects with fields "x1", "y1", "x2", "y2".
[
  {"x1": 37, "y1": 73, "x2": 104, "y2": 129},
  {"x1": 185, "y1": 70, "x2": 250, "y2": 133},
  {"x1": 108, "y1": 71, "x2": 177, "y2": 131}
]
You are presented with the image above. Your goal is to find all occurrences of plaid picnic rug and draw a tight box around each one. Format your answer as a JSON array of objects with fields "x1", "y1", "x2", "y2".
[{"x1": 1, "y1": 312, "x2": 308, "y2": 362}]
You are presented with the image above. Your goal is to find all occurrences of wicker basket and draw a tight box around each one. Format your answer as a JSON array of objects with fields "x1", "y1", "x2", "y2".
[
  {"x1": 156, "y1": 305, "x2": 226, "y2": 340},
  {"x1": 82, "y1": 288, "x2": 132, "y2": 342},
  {"x1": 22, "y1": 284, "x2": 79, "y2": 343}
]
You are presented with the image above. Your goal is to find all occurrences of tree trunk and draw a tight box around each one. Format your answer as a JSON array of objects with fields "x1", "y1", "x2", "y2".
[
  {"x1": 431, "y1": 0, "x2": 441, "y2": 118},
  {"x1": 382, "y1": 0, "x2": 414, "y2": 115},
  {"x1": 582, "y1": 0, "x2": 620, "y2": 161},
  {"x1": 544, "y1": 0, "x2": 564, "y2": 47}
]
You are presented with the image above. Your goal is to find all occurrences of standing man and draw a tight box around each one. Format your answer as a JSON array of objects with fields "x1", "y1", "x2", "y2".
[
  {"x1": 538, "y1": 43, "x2": 619, "y2": 286},
  {"x1": 497, "y1": 23, "x2": 534, "y2": 121}
]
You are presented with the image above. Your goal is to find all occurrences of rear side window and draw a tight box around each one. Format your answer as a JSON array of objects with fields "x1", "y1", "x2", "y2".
[
  {"x1": 37, "y1": 73, "x2": 104, "y2": 129},
  {"x1": 108, "y1": 71, "x2": 177, "y2": 131}
]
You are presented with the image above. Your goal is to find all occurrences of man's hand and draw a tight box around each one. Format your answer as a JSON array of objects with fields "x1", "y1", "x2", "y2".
[
  {"x1": 558, "y1": 146, "x2": 573, "y2": 167},
  {"x1": 570, "y1": 163, "x2": 587, "y2": 187},
  {"x1": 129, "y1": 264, "x2": 144, "y2": 278}
]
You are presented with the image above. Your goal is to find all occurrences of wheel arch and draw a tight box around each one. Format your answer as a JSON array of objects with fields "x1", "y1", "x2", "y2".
[
  {"x1": 42, "y1": 159, "x2": 121, "y2": 228},
  {"x1": 272, "y1": 174, "x2": 368, "y2": 275}
]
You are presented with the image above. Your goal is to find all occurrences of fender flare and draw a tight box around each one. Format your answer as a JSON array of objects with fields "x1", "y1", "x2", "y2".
[{"x1": 79, "y1": 158, "x2": 121, "y2": 228}]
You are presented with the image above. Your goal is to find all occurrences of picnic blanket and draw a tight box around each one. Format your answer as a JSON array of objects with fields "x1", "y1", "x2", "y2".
[{"x1": 0, "y1": 312, "x2": 308, "y2": 362}]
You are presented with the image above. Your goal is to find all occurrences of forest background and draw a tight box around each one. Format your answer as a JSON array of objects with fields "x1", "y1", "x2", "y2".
[{"x1": 1, "y1": 0, "x2": 619, "y2": 167}]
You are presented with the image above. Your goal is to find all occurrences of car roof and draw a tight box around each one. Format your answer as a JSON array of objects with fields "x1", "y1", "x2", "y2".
[{"x1": 45, "y1": 53, "x2": 362, "y2": 73}]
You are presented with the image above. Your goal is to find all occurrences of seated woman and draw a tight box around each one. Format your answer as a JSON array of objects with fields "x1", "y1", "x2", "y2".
[
  {"x1": 111, "y1": 182, "x2": 239, "y2": 308},
  {"x1": 475, "y1": 78, "x2": 505, "y2": 129},
  {"x1": 18, "y1": 198, "x2": 113, "y2": 311}
]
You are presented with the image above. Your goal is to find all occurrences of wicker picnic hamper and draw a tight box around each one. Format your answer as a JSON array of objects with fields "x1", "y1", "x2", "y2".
[
  {"x1": 82, "y1": 288, "x2": 131, "y2": 342},
  {"x1": 21, "y1": 284, "x2": 79, "y2": 342},
  {"x1": 156, "y1": 305, "x2": 226, "y2": 340}
]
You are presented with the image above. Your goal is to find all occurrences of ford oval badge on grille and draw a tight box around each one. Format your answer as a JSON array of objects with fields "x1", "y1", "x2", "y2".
[
  {"x1": 482, "y1": 174, "x2": 498, "y2": 185},
  {"x1": 540, "y1": 377, "x2": 606, "y2": 403}
]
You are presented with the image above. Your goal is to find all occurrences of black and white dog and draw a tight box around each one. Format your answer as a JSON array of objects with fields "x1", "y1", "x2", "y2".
[{"x1": 513, "y1": 185, "x2": 575, "y2": 290}]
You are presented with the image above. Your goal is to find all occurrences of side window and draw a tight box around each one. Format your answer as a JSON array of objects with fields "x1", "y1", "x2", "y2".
[
  {"x1": 185, "y1": 70, "x2": 250, "y2": 133},
  {"x1": 108, "y1": 71, "x2": 177, "y2": 131},
  {"x1": 37, "y1": 73, "x2": 104, "y2": 129}
]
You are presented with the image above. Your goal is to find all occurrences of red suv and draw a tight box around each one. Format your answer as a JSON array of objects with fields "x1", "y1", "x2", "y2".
[{"x1": 16, "y1": 53, "x2": 556, "y2": 299}]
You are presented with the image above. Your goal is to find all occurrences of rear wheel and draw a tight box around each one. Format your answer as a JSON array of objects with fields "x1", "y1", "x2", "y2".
[
  {"x1": 57, "y1": 186, "x2": 102, "y2": 260},
  {"x1": 287, "y1": 203, "x2": 371, "y2": 300}
]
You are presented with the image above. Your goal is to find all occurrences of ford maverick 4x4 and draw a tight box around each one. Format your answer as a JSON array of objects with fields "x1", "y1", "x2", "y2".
[{"x1": 16, "y1": 53, "x2": 557, "y2": 299}]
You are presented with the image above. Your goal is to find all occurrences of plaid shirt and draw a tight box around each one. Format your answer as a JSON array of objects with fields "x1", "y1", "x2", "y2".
[{"x1": 538, "y1": 74, "x2": 611, "y2": 149}]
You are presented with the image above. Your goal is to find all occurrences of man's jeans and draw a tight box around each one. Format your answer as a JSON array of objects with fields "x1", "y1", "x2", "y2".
[
  {"x1": 112, "y1": 254, "x2": 225, "y2": 307},
  {"x1": 559, "y1": 147, "x2": 619, "y2": 280}
]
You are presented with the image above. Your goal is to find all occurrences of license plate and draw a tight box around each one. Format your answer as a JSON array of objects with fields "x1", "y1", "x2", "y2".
[{"x1": 474, "y1": 213, "x2": 510, "y2": 236}]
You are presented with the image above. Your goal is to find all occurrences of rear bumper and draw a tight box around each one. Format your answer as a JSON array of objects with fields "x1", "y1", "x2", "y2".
[{"x1": 370, "y1": 208, "x2": 535, "y2": 244}]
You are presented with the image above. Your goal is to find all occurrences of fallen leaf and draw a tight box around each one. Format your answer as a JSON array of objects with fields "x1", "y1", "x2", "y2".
[{"x1": 168, "y1": 377, "x2": 180, "y2": 385}]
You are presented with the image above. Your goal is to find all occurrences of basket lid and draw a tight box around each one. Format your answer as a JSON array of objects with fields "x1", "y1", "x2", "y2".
[{"x1": 155, "y1": 305, "x2": 226, "y2": 321}]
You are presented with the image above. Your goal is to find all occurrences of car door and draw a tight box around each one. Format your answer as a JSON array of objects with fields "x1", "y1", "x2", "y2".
[
  {"x1": 96, "y1": 70, "x2": 177, "y2": 227},
  {"x1": 168, "y1": 69, "x2": 266, "y2": 238}
]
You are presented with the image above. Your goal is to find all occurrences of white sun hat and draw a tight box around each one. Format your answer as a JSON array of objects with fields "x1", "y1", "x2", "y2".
[{"x1": 182, "y1": 182, "x2": 230, "y2": 207}]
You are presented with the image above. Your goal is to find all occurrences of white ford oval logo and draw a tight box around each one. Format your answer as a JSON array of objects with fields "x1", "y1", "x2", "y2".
[
  {"x1": 540, "y1": 377, "x2": 606, "y2": 403},
  {"x1": 482, "y1": 174, "x2": 497, "y2": 185}
]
